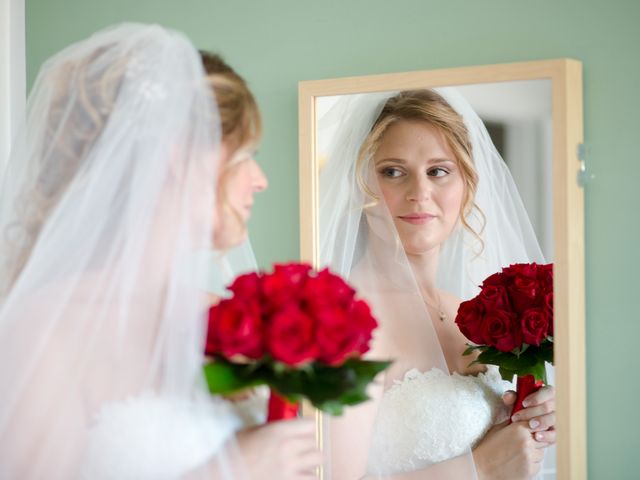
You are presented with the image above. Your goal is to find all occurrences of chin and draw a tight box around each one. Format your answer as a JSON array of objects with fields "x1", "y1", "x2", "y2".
[{"x1": 399, "y1": 236, "x2": 441, "y2": 256}]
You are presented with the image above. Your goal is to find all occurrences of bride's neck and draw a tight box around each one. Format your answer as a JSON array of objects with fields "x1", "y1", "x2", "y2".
[{"x1": 405, "y1": 247, "x2": 440, "y2": 299}]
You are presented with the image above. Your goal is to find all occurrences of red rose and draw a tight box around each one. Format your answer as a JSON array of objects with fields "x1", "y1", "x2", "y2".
[
  {"x1": 273, "y1": 263, "x2": 312, "y2": 286},
  {"x1": 261, "y1": 264, "x2": 311, "y2": 313},
  {"x1": 206, "y1": 299, "x2": 263, "y2": 359},
  {"x1": 543, "y1": 291, "x2": 554, "y2": 336},
  {"x1": 303, "y1": 268, "x2": 355, "y2": 313},
  {"x1": 505, "y1": 263, "x2": 539, "y2": 280},
  {"x1": 266, "y1": 305, "x2": 318, "y2": 365},
  {"x1": 314, "y1": 299, "x2": 376, "y2": 365},
  {"x1": 480, "y1": 309, "x2": 520, "y2": 352},
  {"x1": 521, "y1": 308, "x2": 549, "y2": 346},
  {"x1": 508, "y1": 275, "x2": 540, "y2": 312},
  {"x1": 481, "y1": 272, "x2": 504, "y2": 288},
  {"x1": 315, "y1": 307, "x2": 359, "y2": 365},
  {"x1": 455, "y1": 298, "x2": 485, "y2": 345},
  {"x1": 228, "y1": 272, "x2": 261, "y2": 301},
  {"x1": 537, "y1": 263, "x2": 553, "y2": 294},
  {"x1": 350, "y1": 299, "x2": 377, "y2": 353},
  {"x1": 478, "y1": 284, "x2": 512, "y2": 312}
]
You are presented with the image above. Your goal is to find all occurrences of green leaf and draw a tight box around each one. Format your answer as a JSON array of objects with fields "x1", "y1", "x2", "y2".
[
  {"x1": 472, "y1": 346, "x2": 549, "y2": 382},
  {"x1": 535, "y1": 342, "x2": 554, "y2": 364},
  {"x1": 513, "y1": 343, "x2": 531, "y2": 357},
  {"x1": 463, "y1": 344, "x2": 485, "y2": 356},
  {"x1": 498, "y1": 366, "x2": 517, "y2": 382},
  {"x1": 299, "y1": 359, "x2": 391, "y2": 414},
  {"x1": 516, "y1": 362, "x2": 548, "y2": 383},
  {"x1": 204, "y1": 357, "x2": 392, "y2": 416},
  {"x1": 203, "y1": 361, "x2": 264, "y2": 394}
]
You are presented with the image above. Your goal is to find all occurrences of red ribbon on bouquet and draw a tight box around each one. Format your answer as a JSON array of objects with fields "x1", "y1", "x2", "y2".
[
  {"x1": 267, "y1": 389, "x2": 300, "y2": 421},
  {"x1": 509, "y1": 374, "x2": 544, "y2": 423}
]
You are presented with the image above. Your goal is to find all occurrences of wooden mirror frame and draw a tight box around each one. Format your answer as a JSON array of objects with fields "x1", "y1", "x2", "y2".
[{"x1": 298, "y1": 59, "x2": 585, "y2": 479}]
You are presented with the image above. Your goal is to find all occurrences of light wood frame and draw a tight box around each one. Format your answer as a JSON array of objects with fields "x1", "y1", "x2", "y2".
[
  {"x1": 0, "y1": 0, "x2": 26, "y2": 171},
  {"x1": 298, "y1": 59, "x2": 585, "y2": 479}
]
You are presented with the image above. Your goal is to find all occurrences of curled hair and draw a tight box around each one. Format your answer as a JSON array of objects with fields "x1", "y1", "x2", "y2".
[{"x1": 357, "y1": 89, "x2": 484, "y2": 246}]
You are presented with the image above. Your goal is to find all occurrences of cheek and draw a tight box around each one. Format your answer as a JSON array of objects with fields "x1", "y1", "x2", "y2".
[
  {"x1": 378, "y1": 183, "x2": 403, "y2": 212},
  {"x1": 439, "y1": 179, "x2": 465, "y2": 219},
  {"x1": 216, "y1": 166, "x2": 248, "y2": 210}
]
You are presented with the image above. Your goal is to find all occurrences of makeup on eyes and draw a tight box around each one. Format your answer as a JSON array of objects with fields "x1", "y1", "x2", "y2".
[{"x1": 376, "y1": 158, "x2": 457, "y2": 179}]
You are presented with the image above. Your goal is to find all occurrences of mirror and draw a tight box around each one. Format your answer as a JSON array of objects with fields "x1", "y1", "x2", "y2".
[{"x1": 299, "y1": 60, "x2": 585, "y2": 479}]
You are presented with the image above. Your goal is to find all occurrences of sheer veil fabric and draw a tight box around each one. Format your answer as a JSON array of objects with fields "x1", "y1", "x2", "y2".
[
  {"x1": 0, "y1": 24, "x2": 250, "y2": 479},
  {"x1": 318, "y1": 89, "x2": 554, "y2": 479}
]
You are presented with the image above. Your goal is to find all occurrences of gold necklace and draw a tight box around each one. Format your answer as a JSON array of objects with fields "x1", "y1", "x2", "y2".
[{"x1": 422, "y1": 292, "x2": 447, "y2": 322}]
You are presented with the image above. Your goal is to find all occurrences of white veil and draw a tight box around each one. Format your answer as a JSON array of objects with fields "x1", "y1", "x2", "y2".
[
  {"x1": 0, "y1": 24, "x2": 249, "y2": 479},
  {"x1": 318, "y1": 88, "x2": 553, "y2": 479}
]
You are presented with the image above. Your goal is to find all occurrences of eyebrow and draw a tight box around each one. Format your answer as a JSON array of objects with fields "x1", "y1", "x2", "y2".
[{"x1": 375, "y1": 157, "x2": 456, "y2": 166}]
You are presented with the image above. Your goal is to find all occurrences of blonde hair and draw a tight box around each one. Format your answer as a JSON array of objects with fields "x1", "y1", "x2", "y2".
[
  {"x1": 200, "y1": 52, "x2": 262, "y2": 155},
  {"x1": 200, "y1": 51, "x2": 263, "y2": 242},
  {"x1": 357, "y1": 89, "x2": 484, "y2": 241},
  {"x1": 2, "y1": 49, "x2": 125, "y2": 294}
]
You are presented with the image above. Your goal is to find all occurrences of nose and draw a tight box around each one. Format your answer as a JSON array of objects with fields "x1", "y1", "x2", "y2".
[
  {"x1": 406, "y1": 174, "x2": 431, "y2": 202},
  {"x1": 251, "y1": 159, "x2": 268, "y2": 192}
]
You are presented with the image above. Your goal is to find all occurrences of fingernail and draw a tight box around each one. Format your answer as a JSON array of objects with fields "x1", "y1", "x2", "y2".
[
  {"x1": 522, "y1": 400, "x2": 529, "y2": 408},
  {"x1": 529, "y1": 419, "x2": 540, "y2": 429},
  {"x1": 535, "y1": 432, "x2": 544, "y2": 441},
  {"x1": 511, "y1": 415, "x2": 519, "y2": 422}
]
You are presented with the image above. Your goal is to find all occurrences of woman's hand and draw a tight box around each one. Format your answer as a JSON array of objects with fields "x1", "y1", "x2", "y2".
[
  {"x1": 221, "y1": 388, "x2": 257, "y2": 403},
  {"x1": 235, "y1": 419, "x2": 322, "y2": 480},
  {"x1": 473, "y1": 419, "x2": 548, "y2": 480},
  {"x1": 504, "y1": 386, "x2": 556, "y2": 445}
]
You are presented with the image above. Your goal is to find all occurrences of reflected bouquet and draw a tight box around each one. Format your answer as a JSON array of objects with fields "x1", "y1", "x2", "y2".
[
  {"x1": 455, "y1": 263, "x2": 554, "y2": 417},
  {"x1": 204, "y1": 263, "x2": 390, "y2": 420}
]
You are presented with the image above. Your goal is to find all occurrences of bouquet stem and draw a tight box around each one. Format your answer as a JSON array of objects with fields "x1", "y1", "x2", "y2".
[
  {"x1": 267, "y1": 389, "x2": 299, "y2": 421},
  {"x1": 510, "y1": 374, "x2": 543, "y2": 422}
]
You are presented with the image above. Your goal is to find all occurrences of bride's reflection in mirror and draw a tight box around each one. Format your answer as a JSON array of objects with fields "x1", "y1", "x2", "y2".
[{"x1": 318, "y1": 88, "x2": 556, "y2": 479}]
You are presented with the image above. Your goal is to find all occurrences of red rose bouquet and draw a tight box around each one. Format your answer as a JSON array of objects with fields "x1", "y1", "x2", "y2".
[
  {"x1": 455, "y1": 263, "x2": 553, "y2": 419},
  {"x1": 204, "y1": 263, "x2": 390, "y2": 420}
]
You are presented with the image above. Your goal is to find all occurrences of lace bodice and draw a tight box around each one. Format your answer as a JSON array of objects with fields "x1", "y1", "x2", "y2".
[{"x1": 367, "y1": 366, "x2": 510, "y2": 475}]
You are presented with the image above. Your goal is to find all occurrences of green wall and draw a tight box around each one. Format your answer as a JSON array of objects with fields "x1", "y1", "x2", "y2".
[{"x1": 26, "y1": 0, "x2": 640, "y2": 477}]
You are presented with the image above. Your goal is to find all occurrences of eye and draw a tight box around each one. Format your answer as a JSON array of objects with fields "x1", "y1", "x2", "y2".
[
  {"x1": 427, "y1": 167, "x2": 449, "y2": 177},
  {"x1": 379, "y1": 166, "x2": 404, "y2": 178}
]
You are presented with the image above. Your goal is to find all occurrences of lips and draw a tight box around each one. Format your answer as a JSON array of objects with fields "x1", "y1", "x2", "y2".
[{"x1": 397, "y1": 213, "x2": 435, "y2": 225}]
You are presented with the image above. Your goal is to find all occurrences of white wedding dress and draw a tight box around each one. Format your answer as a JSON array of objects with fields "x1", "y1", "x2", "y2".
[
  {"x1": 367, "y1": 366, "x2": 510, "y2": 475},
  {"x1": 80, "y1": 395, "x2": 240, "y2": 480},
  {"x1": 80, "y1": 390, "x2": 268, "y2": 480}
]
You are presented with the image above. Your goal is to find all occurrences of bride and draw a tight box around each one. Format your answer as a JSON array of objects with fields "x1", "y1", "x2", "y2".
[
  {"x1": 0, "y1": 24, "x2": 321, "y2": 479},
  {"x1": 319, "y1": 89, "x2": 556, "y2": 479}
]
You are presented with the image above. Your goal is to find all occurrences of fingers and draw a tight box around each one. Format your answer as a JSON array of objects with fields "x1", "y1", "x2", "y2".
[
  {"x1": 295, "y1": 448, "x2": 324, "y2": 471},
  {"x1": 531, "y1": 445, "x2": 547, "y2": 460},
  {"x1": 533, "y1": 428, "x2": 556, "y2": 445},
  {"x1": 511, "y1": 398, "x2": 555, "y2": 422},
  {"x1": 523, "y1": 385, "x2": 555, "y2": 407},
  {"x1": 502, "y1": 390, "x2": 517, "y2": 407},
  {"x1": 294, "y1": 473, "x2": 319, "y2": 480},
  {"x1": 271, "y1": 418, "x2": 316, "y2": 438},
  {"x1": 526, "y1": 412, "x2": 556, "y2": 432},
  {"x1": 288, "y1": 448, "x2": 323, "y2": 480}
]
